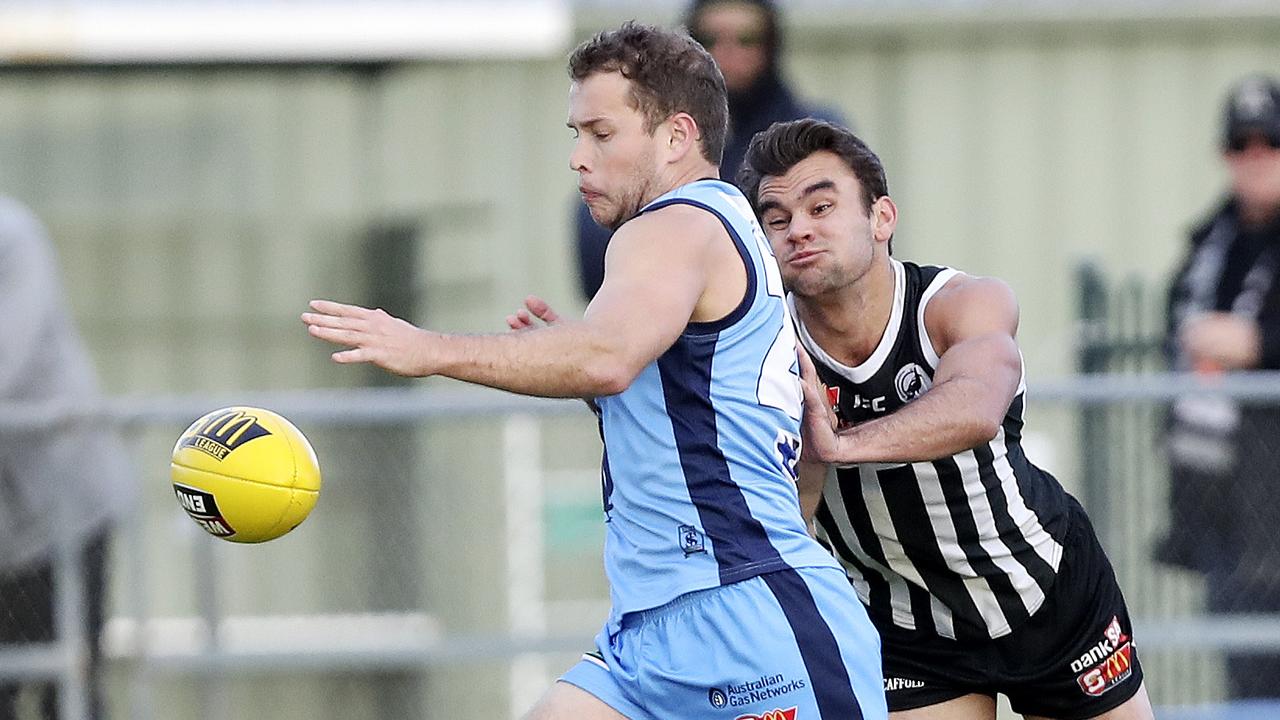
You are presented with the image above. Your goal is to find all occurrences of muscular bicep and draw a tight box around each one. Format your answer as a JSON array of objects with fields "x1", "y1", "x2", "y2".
[
  {"x1": 581, "y1": 208, "x2": 719, "y2": 377},
  {"x1": 926, "y1": 276, "x2": 1023, "y2": 416}
]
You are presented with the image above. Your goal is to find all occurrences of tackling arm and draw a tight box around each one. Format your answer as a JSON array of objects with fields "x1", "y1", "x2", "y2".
[
  {"x1": 796, "y1": 460, "x2": 827, "y2": 527},
  {"x1": 802, "y1": 275, "x2": 1023, "y2": 465}
]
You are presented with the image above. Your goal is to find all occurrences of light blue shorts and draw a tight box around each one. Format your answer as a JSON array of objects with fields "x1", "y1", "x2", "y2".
[{"x1": 561, "y1": 566, "x2": 887, "y2": 720}]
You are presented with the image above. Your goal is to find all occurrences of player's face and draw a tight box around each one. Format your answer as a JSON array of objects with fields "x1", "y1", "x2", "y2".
[
  {"x1": 756, "y1": 151, "x2": 892, "y2": 298},
  {"x1": 568, "y1": 72, "x2": 663, "y2": 230}
]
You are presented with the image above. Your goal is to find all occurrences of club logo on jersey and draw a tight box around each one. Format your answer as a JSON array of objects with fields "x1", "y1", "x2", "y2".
[
  {"x1": 679, "y1": 524, "x2": 706, "y2": 556},
  {"x1": 709, "y1": 688, "x2": 728, "y2": 709},
  {"x1": 173, "y1": 483, "x2": 236, "y2": 537},
  {"x1": 1072, "y1": 616, "x2": 1135, "y2": 697},
  {"x1": 776, "y1": 430, "x2": 801, "y2": 480},
  {"x1": 178, "y1": 410, "x2": 271, "y2": 461},
  {"x1": 894, "y1": 363, "x2": 932, "y2": 403},
  {"x1": 735, "y1": 708, "x2": 797, "y2": 720}
]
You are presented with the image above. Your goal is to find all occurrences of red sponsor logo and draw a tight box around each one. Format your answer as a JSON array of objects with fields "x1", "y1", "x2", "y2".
[
  {"x1": 1104, "y1": 616, "x2": 1128, "y2": 647},
  {"x1": 736, "y1": 708, "x2": 797, "y2": 720},
  {"x1": 1076, "y1": 642, "x2": 1134, "y2": 697},
  {"x1": 826, "y1": 386, "x2": 840, "y2": 407},
  {"x1": 1070, "y1": 616, "x2": 1130, "y2": 673}
]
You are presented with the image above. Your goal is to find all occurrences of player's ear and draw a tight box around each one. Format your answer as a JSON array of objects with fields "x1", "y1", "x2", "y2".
[
  {"x1": 666, "y1": 112, "x2": 700, "y2": 161},
  {"x1": 871, "y1": 196, "x2": 898, "y2": 244}
]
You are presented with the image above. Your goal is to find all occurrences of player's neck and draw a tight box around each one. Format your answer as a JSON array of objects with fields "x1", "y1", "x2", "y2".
[
  {"x1": 796, "y1": 258, "x2": 895, "y2": 367},
  {"x1": 662, "y1": 161, "x2": 721, "y2": 194}
]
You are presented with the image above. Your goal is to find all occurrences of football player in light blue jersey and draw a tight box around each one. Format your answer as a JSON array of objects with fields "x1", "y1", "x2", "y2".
[{"x1": 304, "y1": 21, "x2": 885, "y2": 720}]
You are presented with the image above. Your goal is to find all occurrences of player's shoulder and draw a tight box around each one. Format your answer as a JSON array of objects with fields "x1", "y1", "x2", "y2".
[
  {"x1": 922, "y1": 269, "x2": 1019, "y2": 342},
  {"x1": 616, "y1": 201, "x2": 724, "y2": 247},
  {"x1": 929, "y1": 270, "x2": 1016, "y2": 310}
]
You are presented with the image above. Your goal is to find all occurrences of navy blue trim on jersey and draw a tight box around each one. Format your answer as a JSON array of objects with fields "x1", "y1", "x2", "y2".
[
  {"x1": 639, "y1": 197, "x2": 756, "y2": 334},
  {"x1": 761, "y1": 569, "x2": 865, "y2": 720},
  {"x1": 657, "y1": 333, "x2": 786, "y2": 585}
]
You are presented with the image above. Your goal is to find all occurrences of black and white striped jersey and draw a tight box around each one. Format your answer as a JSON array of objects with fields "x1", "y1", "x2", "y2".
[{"x1": 795, "y1": 259, "x2": 1070, "y2": 642}]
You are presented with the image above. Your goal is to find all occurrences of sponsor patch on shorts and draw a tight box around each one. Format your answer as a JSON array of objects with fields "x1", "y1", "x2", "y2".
[{"x1": 1070, "y1": 616, "x2": 1135, "y2": 697}]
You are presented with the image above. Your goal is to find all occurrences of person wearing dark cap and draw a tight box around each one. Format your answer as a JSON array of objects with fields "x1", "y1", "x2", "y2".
[
  {"x1": 571, "y1": 0, "x2": 844, "y2": 301},
  {"x1": 1158, "y1": 73, "x2": 1280, "y2": 701}
]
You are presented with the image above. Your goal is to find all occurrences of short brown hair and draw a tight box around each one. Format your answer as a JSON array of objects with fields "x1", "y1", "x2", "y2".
[
  {"x1": 737, "y1": 119, "x2": 889, "y2": 214},
  {"x1": 569, "y1": 21, "x2": 729, "y2": 165}
]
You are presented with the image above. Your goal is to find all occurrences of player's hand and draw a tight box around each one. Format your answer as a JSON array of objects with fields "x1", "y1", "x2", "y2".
[
  {"x1": 506, "y1": 295, "x2": 562, "y2": 331},
  {"x1": 505, "y1": 295, "x2": 602, "y2": 414},
  {"x1": 797, "y1": 347, "x2": 840, "y2": 463},
  {"x1": 1179, "y1": 312, "x2": 1261, "y2": 371},
  {"x1": 302, "y1": 299, "x2": 437, "y2": 377}
]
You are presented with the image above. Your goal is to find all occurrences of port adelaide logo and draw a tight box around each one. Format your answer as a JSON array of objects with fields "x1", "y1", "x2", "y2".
[
  {"x1": 178, "y1": 409, "x2": 272, "y2": 461},
  {"x1": 894, "y1": 363, "x2": 931, "y2": 403}
]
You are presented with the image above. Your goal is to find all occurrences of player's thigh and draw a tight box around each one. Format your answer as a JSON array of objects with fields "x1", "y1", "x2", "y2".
[
  {"x1": 889, "y1": 693, "x2": 995, "y2": 720},
  {"x1": 521, "y1": 680, "x2": 629, "y2": 720},
  {"x1": 1023, "y1": 681, "x2": 1154, "y2": 720}
]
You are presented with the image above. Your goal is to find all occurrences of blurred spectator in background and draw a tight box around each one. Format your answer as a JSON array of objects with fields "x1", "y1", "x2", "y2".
[
  {"x1": 0, "y1": 196, "x2": 132, "y2": 720},
  {"x1": 572, "y1": 0, "x2": 845, "y2": 301},
  {"x1": 1158, "y1": 74, "x2": 1280, "y2": 701}
]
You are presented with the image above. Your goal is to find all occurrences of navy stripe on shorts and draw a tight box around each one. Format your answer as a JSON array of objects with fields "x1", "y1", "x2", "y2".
[{"x1": 762, "y1": 569, "x2": 865, "y2": 720}]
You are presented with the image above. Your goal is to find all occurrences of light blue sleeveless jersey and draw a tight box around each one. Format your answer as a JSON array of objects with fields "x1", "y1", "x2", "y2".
[{"x1": 596, "y1": 179, "x2": 842, "y2": 631}]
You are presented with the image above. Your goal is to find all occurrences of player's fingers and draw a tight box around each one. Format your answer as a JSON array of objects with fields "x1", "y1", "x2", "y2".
[
  {"x1": 511, "y1": 309, "x2": 538, "y2": 330},
  {"x1": 307, "y1": 324, "x2": 365, "y2": 347},
  {"x1": 796, "y1": 349, "x2": 824, "y2": 398},
  {"x1": 301, "y1": 312, "x2": 364, "y2": 331},
  {"x1": 309, "y1": 299, "x2": 369, "y2": 317},
  {"x1": 525, "y1": 294, "x2": 548, "y2": 313},
  {"x1": 331, "y1": 348, "x2": 368, "y2": 364},
  {"x1": 796, "y1": 344, "x2": 816, "y2": 379},
  {"x1": 525, "y1": 295, "x2": 561, "y2": 324}
]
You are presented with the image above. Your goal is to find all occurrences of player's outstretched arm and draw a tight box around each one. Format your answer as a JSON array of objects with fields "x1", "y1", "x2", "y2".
[
  {"x1": 303, "y1": 207, "x2": 719, "y2": 398},
  {"x1": 807, "y1": 275, "x2": 1023, "y2": 465}
]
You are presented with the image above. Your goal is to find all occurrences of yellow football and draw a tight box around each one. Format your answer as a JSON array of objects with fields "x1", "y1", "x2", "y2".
[{"x1": 170, "y1": 406, "x2": 321, "y2": 543}]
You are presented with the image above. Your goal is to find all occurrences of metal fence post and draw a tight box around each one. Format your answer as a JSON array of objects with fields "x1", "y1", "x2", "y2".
[
  {"x1": 53, "y1": 534, "x2": 87, "y2": 720},
  {"x1": 1075, "y1": 261, "x2": 1112, "y2": 537}
]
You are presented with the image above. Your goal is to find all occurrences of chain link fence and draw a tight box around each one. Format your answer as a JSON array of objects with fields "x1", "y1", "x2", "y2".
[{"x1": 3, "y1": 378, "x2": 1280, "y2": 719}]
